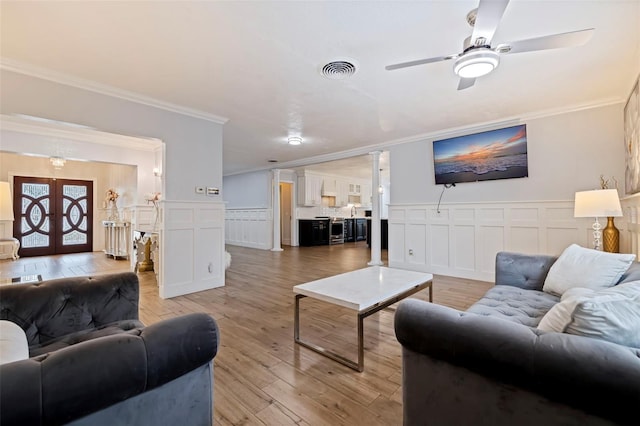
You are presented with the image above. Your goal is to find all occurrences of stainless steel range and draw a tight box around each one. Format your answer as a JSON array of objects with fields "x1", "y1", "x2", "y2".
[{"x1": 329, "y1": 217, "x2": 344, "y2": 244}]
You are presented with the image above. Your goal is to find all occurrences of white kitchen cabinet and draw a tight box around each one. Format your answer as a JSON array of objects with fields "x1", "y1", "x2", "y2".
[
  {"x1": 361, "y1": 183, "x2": 372, "y2": 207},
  {"x1": 336, "y1": 179, "x2": 349, "y2": 207},
  {"x1": 321, "y1": 178, "x2": 337, "y2": 196},
  {"x1": 297, "y1": 173, "x2": 323, "y2": 206},
  {"x1": 348, "y1": 183, "x2": 361, "y2": 195}
]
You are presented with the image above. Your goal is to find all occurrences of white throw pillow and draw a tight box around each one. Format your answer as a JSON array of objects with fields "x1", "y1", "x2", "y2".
[
  {"x1": 0, "y1": 320, "x2": 29, "y2": 365},
  {"x1": 537, "y1": 288, "x2": 595, "y2": 332},
  {"x1": 565, "y1": 281, "x2": 640, "y2": 347},
  {"x1": 542, "y1": 244, "x2": 635, "y2": 296}
]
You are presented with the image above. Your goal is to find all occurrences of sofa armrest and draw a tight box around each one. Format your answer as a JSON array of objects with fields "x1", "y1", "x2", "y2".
[
  {"x1": 0, "y1": 272, "x2": 139, "y2": 347},
  {"x1": 395, "y1": 299, "x2": 640, "y2": 424},
  {"x1": 0, "y1": 312, "x2": 219, "y2": 426},
  {"x1": 495, "y1": 251, "x2": 557, "y2": 290}
]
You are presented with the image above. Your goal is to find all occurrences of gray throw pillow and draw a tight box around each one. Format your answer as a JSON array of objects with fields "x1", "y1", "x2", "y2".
[
  {"x1": 543, "y1": 244, "x2": 635, "y2": 296},
  {"x1": 565, "y1": 281, "x2": 640, "y2": 348}
]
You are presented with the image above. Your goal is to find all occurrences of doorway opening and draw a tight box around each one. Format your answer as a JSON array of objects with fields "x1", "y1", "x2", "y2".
[{"x1": 280, "y1": 182, "x2": 293, "y2": 246}]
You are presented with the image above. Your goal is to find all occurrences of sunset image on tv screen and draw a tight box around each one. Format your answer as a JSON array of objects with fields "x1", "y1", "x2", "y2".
[{"x1": 433, "y1": 124, "x2": 528, "y2": 185}]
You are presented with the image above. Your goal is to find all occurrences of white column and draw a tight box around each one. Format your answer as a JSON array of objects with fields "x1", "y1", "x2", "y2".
[
  {"x1": 271, "y1": 169, "x2": 284, "y2": 252},
  {"x1": 368, "y1": 151, "x2": 383, "y2": 266}
]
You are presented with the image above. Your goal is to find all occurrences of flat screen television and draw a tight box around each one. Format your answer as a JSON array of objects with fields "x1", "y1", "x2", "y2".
[{"x1": 433, "y1": 124, "x2": 528, "y2": 185}]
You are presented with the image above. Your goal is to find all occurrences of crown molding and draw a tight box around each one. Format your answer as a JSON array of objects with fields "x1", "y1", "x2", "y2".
[
  {"x1": 0, "y1": 58, "x2": 229, "y2": 125},
  {"x1": 0, "y1": 114, "x2": 163, "y2": 151}
]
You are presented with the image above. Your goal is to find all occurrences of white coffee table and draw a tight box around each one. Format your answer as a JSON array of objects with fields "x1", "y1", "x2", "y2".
[{"x1": 293, "y1": 266, "x2": 433, "y2": 372}]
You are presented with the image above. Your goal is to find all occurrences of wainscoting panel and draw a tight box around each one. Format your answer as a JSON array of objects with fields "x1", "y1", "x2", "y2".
[
  {"x1": 479, "y1": 226, "x2": 504, "y2": 273},
  {"x1": 225, "y1": 209, "x2": 272, "y2": 250},
  {"x1": 164, "y1": 228, "x2": 195, "y2": 284},
  {"x1": 389, "y1": 200, "x2": 616, "y2": 282},
  {"x1": 510, "y1": 226, "x2": 539, "y2": 254},
  {"x1": 161, "y1": 200, "x2": 225, "y2": 299},
  {"x1": 546, "y1": 227, "x2": 580, "y2": 255},
  {"x1": 406, "y1": 223, "x2": 427, "y2": 265},
  {"x1": 454, "y1": 225, "x2": 475, "y2": 271},
  {"x1": 388, "y1": 222, "x2": 406, "y2": 264},
  {"x1": 430, "y1": 224, "x2": 449, "y2": 267}
]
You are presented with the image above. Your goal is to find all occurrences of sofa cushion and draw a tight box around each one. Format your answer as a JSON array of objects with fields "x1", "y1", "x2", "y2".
[
  {"x1": 0, "y1": 320, "x2": 29, "y2": 365},
  {"x1": 29, "y1": 319, "x2": 144, "y2": 357},
  {"x1": 466, "y1": 286, "x2": 559, "y2": 327},
  {"x1": 537, "y1": 288, "x2": 596, "y2": 333},
  {"x1": 542, "y1": 244, "x2": 635, "y2": 296},
  {"x1": 565, "y1": 281, "x2": 640, "y2": 348}
]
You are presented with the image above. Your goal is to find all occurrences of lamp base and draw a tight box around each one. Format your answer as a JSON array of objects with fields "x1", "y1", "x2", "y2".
[{"x1": 602, "y1": 216, "x2": 620, "y2": 253}]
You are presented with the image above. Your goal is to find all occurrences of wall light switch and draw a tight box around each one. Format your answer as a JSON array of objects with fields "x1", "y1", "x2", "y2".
[
  {"x1": 207, "y1": 187, "x2": 219, "y2": 195},
  {"x1": 195, "y1": 186, "x2": 205, "y2": 194}
]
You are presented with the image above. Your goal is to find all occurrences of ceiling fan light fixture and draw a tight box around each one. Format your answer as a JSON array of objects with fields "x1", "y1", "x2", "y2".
[{"x1": 453, "y1": 49, "x2": 500, "y2": 79}]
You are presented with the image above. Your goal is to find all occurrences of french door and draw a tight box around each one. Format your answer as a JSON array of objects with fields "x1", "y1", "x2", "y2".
[{"x1": 13, "y1": 177, "x2": 93, "y2": 257}]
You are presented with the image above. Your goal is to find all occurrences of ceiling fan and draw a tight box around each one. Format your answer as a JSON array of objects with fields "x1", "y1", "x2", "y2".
[{"x1": 385, "y1": 0, "x2": 594, "y2": 90}]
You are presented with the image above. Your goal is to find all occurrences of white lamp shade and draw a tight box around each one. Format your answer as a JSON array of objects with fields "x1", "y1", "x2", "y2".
[
  {"x1": 574, "y1": 189, "x2": 622, "y2": 218},
  {"x1": 0, "y1": 182, "x2": 14, "y2": 221}
]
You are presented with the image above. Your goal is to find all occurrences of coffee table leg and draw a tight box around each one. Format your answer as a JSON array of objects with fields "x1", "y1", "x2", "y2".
[
  {"x1": 357, "y1": 312, "x2": 364, "y2": 372},
  {"x1": 295, "y1": 294, "x2": 363, "y2": 372},
  {"x1": 294, "y1": 294, "x2": 303, "y2": 342}
]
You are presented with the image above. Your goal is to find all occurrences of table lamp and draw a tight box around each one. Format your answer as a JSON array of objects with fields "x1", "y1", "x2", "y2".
[{"x1": 574, "y1": 189, "x2": 622, "y2": 252}]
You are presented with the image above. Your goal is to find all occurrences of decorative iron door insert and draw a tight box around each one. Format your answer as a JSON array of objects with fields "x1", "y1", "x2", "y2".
[{"x1": 13, "y1": 177, "x2": 93, "y2": 257}]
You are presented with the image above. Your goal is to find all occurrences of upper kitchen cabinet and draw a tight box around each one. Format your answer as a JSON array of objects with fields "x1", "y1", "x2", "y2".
[
  {"x1": 297, "y1": 172, "x2": 323, "y2": 206},
  {"x1": 322, "y1": 176, "x2": 350, "y2": 207},
  {"x1": 361, "y1": 183, "x2": 372, "y2": 207},
  {"x1": 321, "y1": 177, "x2": 337, "y2": 197},
  {"x1": 337, "y1": 180, "x2": 349, "y2": 207}
]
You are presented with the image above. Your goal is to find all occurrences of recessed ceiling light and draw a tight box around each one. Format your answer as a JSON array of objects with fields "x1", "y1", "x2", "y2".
[{"x1": 288, "y1": 136, "x2": 302, "y2": 145}]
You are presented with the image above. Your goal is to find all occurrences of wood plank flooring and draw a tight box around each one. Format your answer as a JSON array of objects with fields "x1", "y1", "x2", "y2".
[{"x1": 0, "y1": 243, "x2": 492, "y2": 425}]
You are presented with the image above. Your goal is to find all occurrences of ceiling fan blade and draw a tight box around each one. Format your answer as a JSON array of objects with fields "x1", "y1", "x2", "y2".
[
  {"x1": 457, "y1": 78, "x2": 476, "y2": 90},
  {"x1": 385, "y1": 54, "x2": 458, "y2": 71},
  {"x1": 471, "y1": 0, "x2": 510, "y2": 46},
  {"x1": 500, "y1": 28, "x2": 595, "y2": 55}
]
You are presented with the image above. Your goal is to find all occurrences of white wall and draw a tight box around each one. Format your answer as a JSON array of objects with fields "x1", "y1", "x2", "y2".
[
  {"x1": 0, "y1": 69, "x2": 226, "y2": 298},
  {"x1": 1, "y1": 70, "x2": 224, "y2": 201},
  {"x1": 391, "y1": 104, "x2": 624, "y2": 204},
  {"x1": 389, "y1": 103, "x2": 627, "y2": 281},
  {"x1": 223, "y1": 170, "x2": 271, "y2": 208}
]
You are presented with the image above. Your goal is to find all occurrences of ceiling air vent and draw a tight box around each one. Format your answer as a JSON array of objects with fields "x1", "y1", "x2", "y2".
[{"x1": 320, "y1": 59, "x2": 358, "y2": 80}]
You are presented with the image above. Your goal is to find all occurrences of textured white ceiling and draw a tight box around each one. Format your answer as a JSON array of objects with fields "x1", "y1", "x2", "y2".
[{"x1": 1, "y1": 1, "x2": 639, "y2": 176}]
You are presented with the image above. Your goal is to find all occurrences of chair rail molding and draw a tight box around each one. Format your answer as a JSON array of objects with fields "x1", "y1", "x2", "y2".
[{"x1": 388, "y1": 200, "x2": 628, "y2": 282}]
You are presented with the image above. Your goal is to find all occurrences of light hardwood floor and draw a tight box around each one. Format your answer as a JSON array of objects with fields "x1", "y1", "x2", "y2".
[{"x1": 0, "y1": 243, "x2": 492, "y2": 426}]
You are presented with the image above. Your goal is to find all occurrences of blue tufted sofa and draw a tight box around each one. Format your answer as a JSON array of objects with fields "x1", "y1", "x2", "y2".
[
  {"x1": 0, "y1": 272, "x2": 219, "y2": 426},
  {"x1": 395, "y1": 252, "x2": 640, "y2": 426}
]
